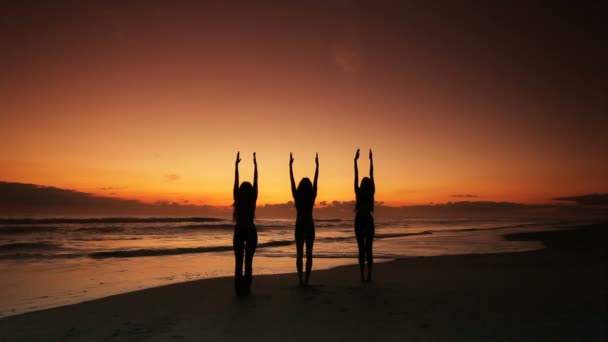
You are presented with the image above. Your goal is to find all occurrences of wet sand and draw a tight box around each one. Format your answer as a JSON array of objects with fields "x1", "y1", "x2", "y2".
[{"x1": 1, "y1": 223, "x2": 606, "y2": 341}]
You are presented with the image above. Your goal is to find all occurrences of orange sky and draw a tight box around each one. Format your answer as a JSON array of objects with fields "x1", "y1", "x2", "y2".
[{"x1": 1, "y1": 2, "x2": 606, "y2": 207}]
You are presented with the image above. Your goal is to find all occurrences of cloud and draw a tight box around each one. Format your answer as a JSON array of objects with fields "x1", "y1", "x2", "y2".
[
  {"x1": 97, "y1": 186, "x2": 127, "y2": 190},
  {"x1": 2, "y1": 182, "x2": 607, "y2": 219},
  {"x1": 331, "y1": 44, "x2": 363, "y2": 74},
  {"x1": 554, "y1": 194, "x2": 608, "y2": 205},
  {"x1": 164, "y1": 174, "x2": 180, "y2": 181},
  {"x1": 451, "y1": 194, "x2": 479, "y2": 198},
  {"x1": 0, "y1": 182, "x2": 224, "y2": 217}
]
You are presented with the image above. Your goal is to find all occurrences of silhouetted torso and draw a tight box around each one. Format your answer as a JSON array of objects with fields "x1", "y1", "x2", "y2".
[
  {"x1": 234, "y1": 208, "x2": 256, "y2": 233},
  {"x1": 355, "y1": 190, "x2": 374, "y2": 218},
  {"x1": 295, "y1": 197, "x2": 315, "y2": 231}
]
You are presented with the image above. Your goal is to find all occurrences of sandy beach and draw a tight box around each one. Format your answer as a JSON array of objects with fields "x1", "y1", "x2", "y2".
[{"x1": 1, "y1": 223, "x2": 606, "y2": 341}]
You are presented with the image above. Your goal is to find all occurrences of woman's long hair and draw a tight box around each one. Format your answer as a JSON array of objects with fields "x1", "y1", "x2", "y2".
[
  {"x1": 356, "y1": 177, "x2": 374, "y2": 213},
  {"x1": 233, "y1": 181, "x2": 256, "y2": 223},
  {"x1": 295, "y1": 177, "x2": 314, "y2": 211}
]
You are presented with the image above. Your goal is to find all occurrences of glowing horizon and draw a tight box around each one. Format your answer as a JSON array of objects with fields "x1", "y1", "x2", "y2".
[{"x1": 1, "y1": 3, "x2": 606, "y2": 208}]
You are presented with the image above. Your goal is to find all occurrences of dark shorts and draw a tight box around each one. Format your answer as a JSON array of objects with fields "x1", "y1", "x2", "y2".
[
  {"x1": 233, "y1": 225, "x2": 258, "y2": 248},
  {"x1": 295, "y1": 220, "x2": 315, "y2": 242},
  {"x1": 355, "y1": 214, "x2": 375, "y2": 239}
]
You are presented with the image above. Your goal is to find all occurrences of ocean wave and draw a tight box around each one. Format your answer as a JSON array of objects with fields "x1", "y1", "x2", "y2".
[
  {"x1": 176, "y1": 224, "x2": 235, "y2": 230},
  {"x1": 437, "y1": 222, "x2": 545, "y2": 233},
  {"x1": 85, "y1": 232, "x2": 433, "y2": 260},
  {"x1": 71, "y1": 223, "x2": 235, "y2": 235},
  {"x1": 315, "y1": 223, "x2": 347, "y2": 228},
  {"x1": 0, "y1": 220, "x2": 549, "y2": 260},
  {"x1": 0, "y1": 223, "x2": 237, "y2": 237},
  {"x1": 74, "y1": 226, "x2": 126, "y2": 233},
  {"x1": 0, "y1": 252, "x2": 84, "y2": 260},
  {"x1": 316, "y1": 231, "x2": 432, "y2": 243},
  {"x1": 261, "y1": 252, "x2": 400, "y2": 259},
  {"x1": 258, "y1": 240, "x2": 294, "y2": 248},
  {"x1": 375, "y1": 231, "x2": 433, "y2": 239},
  {"x1": 0, "y1": 226, "x2": 60, "y2": 234},
  {"x1": 0, "y1": 242, "x2": 62, "y2": 251},
  {"x1": 90, "y1": 239, "x2": 296, "y2": 259},
  {"x1": 89, "y1": 245, "x2": 234, "y2": 258},
  {"x1": 0, "y1": 217, "x2": 225, "y2": 225}
]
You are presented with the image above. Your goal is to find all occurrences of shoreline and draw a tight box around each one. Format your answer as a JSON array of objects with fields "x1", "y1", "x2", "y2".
[
  {"x1": 0, "y1": 218, "x2": 554, "y2": 318},
  {"x1": 1, "y1": 223, "x2": 606, "y2": 340}
]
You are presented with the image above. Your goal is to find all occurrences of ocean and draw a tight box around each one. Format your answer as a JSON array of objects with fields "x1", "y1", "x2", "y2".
[{"x1": 0, "y1": 217, "x2": 581, "y2": 317}]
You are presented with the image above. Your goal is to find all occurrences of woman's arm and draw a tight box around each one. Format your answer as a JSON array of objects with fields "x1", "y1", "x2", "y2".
[
  {"x1": 354, "y1": 149, "x2": 360, "y2": 193},
  {"x1": 253, "y1": 152, "x2": 258, "y2": 200},
  {"x1": 369, "y1": 149, "x2": 374, "y2": 193},
  {"x1": 289, "y1": 153, "x2": 296, "y2": 199},
  {"x1": 233, "y1": 151, "x2": 241, "y2": 201},
  {"x1": 313, "y1": 153, "x2": 319, "y2": 199}
]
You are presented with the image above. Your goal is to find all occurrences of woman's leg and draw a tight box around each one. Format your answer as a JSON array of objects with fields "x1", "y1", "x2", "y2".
[
  {"x1": 365, "y1": 219, "x2": 375, "y2": 282},
  {"x1": 243, "y1": 230, "x2": 258, "y2": 295},
  {"x1": 296, "y1": 238, "x2": 305, "y2": 286},
  {"x1": 357, "y1": 236, "x2": 366, "y2": 282},
  {"x1": 365, "y1": 235, "x2": 374, "y2": 281},
  {"x1": 233, "y1": 232, "x2": 245, "y2": 294},
  {"x1": 304, "y1": 237, "x2": 314, "y2": 285}
]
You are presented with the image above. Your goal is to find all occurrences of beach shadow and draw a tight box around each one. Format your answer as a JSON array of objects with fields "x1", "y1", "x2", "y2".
[{"x1": 290, "y1": 283, "x2": 325, "y2": 292}]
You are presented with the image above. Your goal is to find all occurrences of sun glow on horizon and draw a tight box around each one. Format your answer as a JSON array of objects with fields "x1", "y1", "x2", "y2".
[{"x1": 1, "y1": 2, "x2": 606, "y2": 209}]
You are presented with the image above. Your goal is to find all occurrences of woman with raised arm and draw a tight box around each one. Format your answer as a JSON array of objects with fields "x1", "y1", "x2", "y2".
[
  {"x1": 354, "y1": 148, "x2": 375, "y2": 282},
  {"x1": 232, "y1": 151, "x2": 258, "y2": 295},
  {"x1": 290, "y1": 152, "x2": 319, "y2": 286}
]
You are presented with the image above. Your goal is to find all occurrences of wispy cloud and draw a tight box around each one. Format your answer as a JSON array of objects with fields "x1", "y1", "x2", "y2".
[
  {"x1": 97, "y1": 186, "x2": 127, "y2": 191},
  {"x1": 554, "y1": 193, "x2": 608, "y2": 205},
  {"x1": 331, "y1": 44, "x2": 363, "y2": 74},
  {"x1": 451, "y1": 194, "x2": 479, "y2": 198},
  {"x1": 164, "y1": 174, "x2": 180, "y2": 182}
]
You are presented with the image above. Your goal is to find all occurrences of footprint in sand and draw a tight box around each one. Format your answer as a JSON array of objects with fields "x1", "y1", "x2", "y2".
[
  {"x1": 320, "y1": 298, "x2": 333, "y2": 305},
  {"x1": 65, "y1": 327, "x2": 76, "y2": 337},
  {"x1": 419, "y1": 322, "x2": 430, "y2": 329}
]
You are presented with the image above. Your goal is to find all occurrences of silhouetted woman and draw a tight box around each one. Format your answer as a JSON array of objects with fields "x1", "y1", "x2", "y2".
[
  {"x1": 233, "y1": 151, "x2": 258, "y2": 295},
  {"x1": 354, "y1": 148, "x2": 375, "y2": 282},
  {"x1": 290, "y1": 152, "x2": 319, "y2": 286}
]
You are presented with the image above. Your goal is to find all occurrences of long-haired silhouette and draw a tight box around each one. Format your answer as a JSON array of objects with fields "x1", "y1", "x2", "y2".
[
  {"x1": 290, "y1": 152, "x2": 319, "y2": 286},
  {"x1": 354, "y1": 148, "x2": 375, "y2": 282},
  {"x1": 232, "y1": 151, "x2": 258, "y2": 295}
]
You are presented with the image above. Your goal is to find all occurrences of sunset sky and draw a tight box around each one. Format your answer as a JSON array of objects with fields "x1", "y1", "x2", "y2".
[{"x1": 1, "y1": 2, "x2": 606, "y2": 208}]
